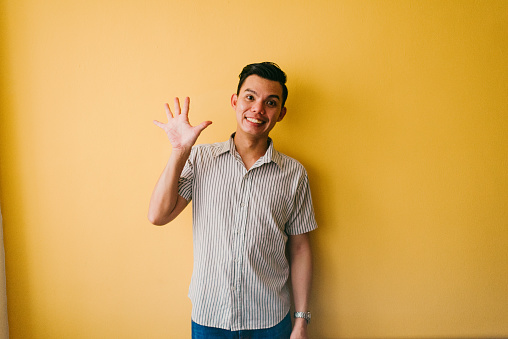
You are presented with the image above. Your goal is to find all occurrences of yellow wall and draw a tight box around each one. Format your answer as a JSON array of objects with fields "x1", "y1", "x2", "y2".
[{"x1": 1, "y1": 1, "x2": 507, "y2": 338}]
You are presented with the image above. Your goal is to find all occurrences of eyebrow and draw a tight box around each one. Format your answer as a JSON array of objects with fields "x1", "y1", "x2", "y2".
[{"x1": 244, "y1": 88, "x2": 281, "y2": 100}]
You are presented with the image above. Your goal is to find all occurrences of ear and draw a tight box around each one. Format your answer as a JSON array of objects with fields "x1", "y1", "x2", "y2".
[
  {"x1": 277, "y1": 106, "x2": 287, "y2": 122},
  {"x1": 231, "y1": 93, "x2": 238, "y2": 109}
]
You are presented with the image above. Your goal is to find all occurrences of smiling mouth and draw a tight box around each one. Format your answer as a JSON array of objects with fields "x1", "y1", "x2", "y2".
[{"x1": 246, "y1": 117, "x2": 264, "y2": 124}]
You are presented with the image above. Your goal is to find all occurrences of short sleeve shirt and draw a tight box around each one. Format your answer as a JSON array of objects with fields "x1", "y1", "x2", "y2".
[{"x1": 178, "y1": 135, "x2": 317, "y2": 331}]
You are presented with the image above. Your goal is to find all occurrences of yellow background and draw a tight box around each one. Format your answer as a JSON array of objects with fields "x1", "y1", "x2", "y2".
[{"x1": 1, "y1": 1, "x2": 507, "y2": 338}]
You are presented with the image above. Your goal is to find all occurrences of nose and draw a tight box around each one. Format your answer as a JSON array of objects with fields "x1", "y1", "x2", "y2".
[{"x1": 251, "y1": 100, "x2": 265, "y2": 114}]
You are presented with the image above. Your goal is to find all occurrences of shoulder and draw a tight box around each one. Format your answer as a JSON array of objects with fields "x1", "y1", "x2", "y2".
[
  {"x1": 188, "y1": 140, "x2": 230, "y2": 164},
  {"x1": 272, "y1": 151, "x2": 309, "y2": 186},
  {"x1": 273, "y1": 149, "x2": 308, "y2": 178},
  {"x1": 191, "y1": 140, "x2": 227, "y2": 155}
]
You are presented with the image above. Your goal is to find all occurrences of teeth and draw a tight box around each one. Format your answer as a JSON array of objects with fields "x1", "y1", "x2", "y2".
[{"x1": 246, "y1": 117, "x2": 263, "y2": 124}]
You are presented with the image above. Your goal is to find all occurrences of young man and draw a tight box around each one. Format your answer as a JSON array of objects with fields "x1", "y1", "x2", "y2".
[{"x1": 148, "y1": 62, "x2": 317, "y2": 339}]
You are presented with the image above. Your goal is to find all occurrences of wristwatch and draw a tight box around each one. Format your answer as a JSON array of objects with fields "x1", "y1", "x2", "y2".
[{"x1": 294, "y1": 311, "x2": 311, "y2": 324}]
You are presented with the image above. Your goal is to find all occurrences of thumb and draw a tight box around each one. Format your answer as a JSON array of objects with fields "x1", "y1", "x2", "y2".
[{"x1": 195, "y1": 120, "x2": 212, "y2": 133}]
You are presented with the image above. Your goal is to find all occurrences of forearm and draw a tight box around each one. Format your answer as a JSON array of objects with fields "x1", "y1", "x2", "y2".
[
  {"x1": 291, "y1": 253, "x2": 311, "y2": 308},
  {"x1": 148, "y1": 148, "x2": 190, "y2": 225},
  {"x1": 289, "y1": 233, "x2": 313, "y2": 335},
  {"x1": 149, "y1": 97, "x2": 211, "y2": 225}
]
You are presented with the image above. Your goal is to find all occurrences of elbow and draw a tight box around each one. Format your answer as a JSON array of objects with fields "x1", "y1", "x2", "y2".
[
  {"x1": 147, "y1": 212, "x2": 170, "y2": 226},
  {"x1": 148, "y1": 196, "x2": 186, "y2": 226}
]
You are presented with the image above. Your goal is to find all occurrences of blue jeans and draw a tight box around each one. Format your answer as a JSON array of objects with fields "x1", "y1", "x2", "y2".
[{"x1": 191, "y1": 312, "x2": 292, "y2": 339}]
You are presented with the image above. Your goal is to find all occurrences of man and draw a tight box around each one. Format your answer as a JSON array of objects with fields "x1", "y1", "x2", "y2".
[{"x1": 148, "y1": 62, "x2": 317, "y2": 339}]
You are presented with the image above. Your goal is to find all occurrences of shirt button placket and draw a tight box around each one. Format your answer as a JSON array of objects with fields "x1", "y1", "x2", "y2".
[
  {"x1": 231, "y1": 170, "x2": 249, "y2": 330},
  {"x1": 239, "y1": 173, "x2": 252, "y2": 329}
]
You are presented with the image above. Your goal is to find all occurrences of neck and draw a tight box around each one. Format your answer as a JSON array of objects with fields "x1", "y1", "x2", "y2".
[{"x1": 233, "y1": 131, "x2": 269, "y2": 170}]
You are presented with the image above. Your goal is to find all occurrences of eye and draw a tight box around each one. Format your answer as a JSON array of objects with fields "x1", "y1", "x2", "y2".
[
  {"x1": 266, "y1": 100, "x2": 278, "y2": 107},
  {"x1": 246, "y1": 95, "x2": 255, "y2": 101}
]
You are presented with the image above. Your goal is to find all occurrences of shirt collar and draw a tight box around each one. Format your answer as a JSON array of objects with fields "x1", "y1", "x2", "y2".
[{"x1": 212, "y1": 133, "x2": 284, "y2": 170}]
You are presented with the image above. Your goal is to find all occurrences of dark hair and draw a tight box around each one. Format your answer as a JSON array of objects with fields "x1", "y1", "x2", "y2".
[{"x1": 237, "y1": 62, "x2": 288, "y2": 107}]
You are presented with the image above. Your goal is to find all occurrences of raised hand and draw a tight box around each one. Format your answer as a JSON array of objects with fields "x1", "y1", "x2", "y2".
[{"x1": 153, "y1": 97, "x2": 212, "y2": 151}]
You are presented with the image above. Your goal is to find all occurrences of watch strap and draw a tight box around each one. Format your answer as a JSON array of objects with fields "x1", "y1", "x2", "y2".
[{"x1": 294, "y1": 311, "x2": 311, "y2": 324}]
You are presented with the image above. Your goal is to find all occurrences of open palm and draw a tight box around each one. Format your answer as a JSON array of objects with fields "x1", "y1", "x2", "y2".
[{"x1": 153, "y1": 97, "x2": 212, "y2": 150}]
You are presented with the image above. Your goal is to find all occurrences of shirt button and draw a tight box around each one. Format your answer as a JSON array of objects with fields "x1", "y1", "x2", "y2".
[{"x1": 240, "y1": 203, "x2": 245, "y2": 207}]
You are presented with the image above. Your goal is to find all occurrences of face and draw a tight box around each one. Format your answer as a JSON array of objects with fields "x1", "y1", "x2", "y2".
[{"x1": 231, "y1": 75, "x2": 287, "y2": 140}]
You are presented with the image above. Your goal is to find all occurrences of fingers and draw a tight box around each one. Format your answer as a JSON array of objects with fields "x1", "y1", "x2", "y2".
[
  {"x1": 174, "y1": 97, "x2": 190, "y2": 116},
  {"x1": 182, "y1": 97, "x2": 190, "y2": 116},
  {"x1": 164, "y1": 103, "x2": 173, "y2": 121},
  {"x1": 160, "y1": 96, "x2": 191, "y2": 124},
  {"x1": 174, "y1": 97, "x2": 181, "y2": 116},
  {"x1": 164, "y1": 96, "x2": 187, "y2": 120},
  {"x1": 153, "y1": 120, "x2": 164, "y2": 128}
]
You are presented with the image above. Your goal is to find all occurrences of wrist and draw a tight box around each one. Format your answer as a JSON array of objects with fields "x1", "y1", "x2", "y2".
[
  {"x1": 172, "y1": 145, "x2": 192, "y2": 156},
  {"x1": 293, "y1": 317, "x2": 308, "y2": 328},
  {"x1": 294, "y1": 311, "x2": 311, "y2": 324},
  {"x1": 168, "y1": 147, "x2": 192, "y2": 168}
]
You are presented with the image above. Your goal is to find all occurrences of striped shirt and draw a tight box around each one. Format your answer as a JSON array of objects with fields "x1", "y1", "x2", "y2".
[{"x1": 178, "y1": 134, "x2": 318, "y2": 331}]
